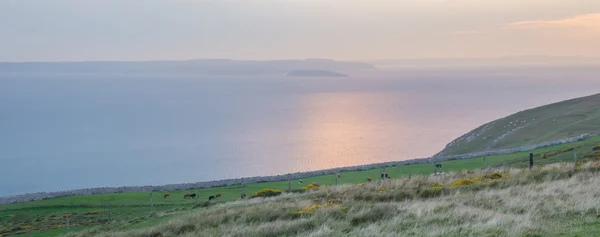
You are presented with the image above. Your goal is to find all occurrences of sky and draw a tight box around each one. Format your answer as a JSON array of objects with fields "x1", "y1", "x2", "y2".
[{"x1": 1, "y1": 0, "x2": 600, "y2": 62}]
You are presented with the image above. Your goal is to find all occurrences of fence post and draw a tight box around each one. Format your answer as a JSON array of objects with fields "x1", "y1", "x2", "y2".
[
  {"x1": 107, "y1": 203, "x2": 111, "y2": 221},
  {"x1": 433, "y1": 161, "x2": 438, "y2": 175},
  {"x1": 529, "y1": 153, "x2": 534, "y2": 170},
  {"x1": 287, "y1": 174, "x2": 291, "y2": 192},
  {"x1": 150, "y1": 192, "x2": 154, "y2": 213},
  {"x1": 484, "y1": 156, "x2": 487, "y2": 169},
  {"x1": 65, "y1": 215, "x2": 70, "y2": 232},
  {"x1": 335, "y1": 172, "x2": 339, "y2": 187},
  {"x1": 241, "y1": 177, "x2": 245, "y2": 199},
  {"x1": 574, "y1": 148, "x2": 577, "y2": 163}
]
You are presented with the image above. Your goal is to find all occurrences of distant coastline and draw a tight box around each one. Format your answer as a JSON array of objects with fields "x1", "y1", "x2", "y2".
[
  {"x1": 0, "y1": 133, "x2": 591, "y2": 205},
  {"x1": 0, "y1": 59, "x2": 373, "y2": 76},
  {"x1": 286, "y1": 69, "x2": 348, "y2": 77}
]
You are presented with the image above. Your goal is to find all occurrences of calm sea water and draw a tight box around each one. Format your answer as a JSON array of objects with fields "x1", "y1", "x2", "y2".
[{"x1": 2, "y1": 68, "x2": 599, "y2": 196}]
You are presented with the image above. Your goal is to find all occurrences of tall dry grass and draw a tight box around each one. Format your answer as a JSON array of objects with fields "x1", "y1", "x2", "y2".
[{"x1": 66, "y1": 162, "x2": 600, "y2": 237}]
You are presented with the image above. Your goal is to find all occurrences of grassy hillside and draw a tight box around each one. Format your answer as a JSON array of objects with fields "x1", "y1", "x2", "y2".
[
  {"x1": 437, "y1": 93, "x2": 600, "y2": 156},
  {"x1": 68, "y1": 161, "x2": 600, "y2": 237},
  {"x1": 2, "y1": 135, "x2": 600, "y2": 236}
]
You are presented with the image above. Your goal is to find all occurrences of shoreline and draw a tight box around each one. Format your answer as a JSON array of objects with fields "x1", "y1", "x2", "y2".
[{"x1": 0, "y1": 133, "x2": 592, "y2": 205}]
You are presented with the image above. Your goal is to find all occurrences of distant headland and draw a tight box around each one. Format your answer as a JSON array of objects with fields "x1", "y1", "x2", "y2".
[
  {"x1": 0, "y1": 58, "x2": 375, "y2": 76},
  {"x1": 287, "y1": 69, "x2": 348, "y2": 77}
]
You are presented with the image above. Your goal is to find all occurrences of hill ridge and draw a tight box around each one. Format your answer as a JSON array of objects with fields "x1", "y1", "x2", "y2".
[{"x1": 437, "y1": 93, "x2": 600, "y2": 156}]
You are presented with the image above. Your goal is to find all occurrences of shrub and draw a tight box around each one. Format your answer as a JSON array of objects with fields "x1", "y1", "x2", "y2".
[
  {"x1": 451, "y1": 179, "x2": 473, "y2": 187},
  {"x1": 85, "y1": 210, "x2": 104, "y2": 215},
  {"x1": 584, "y1": 151, "x2": 600, "y2": 159},
  {"x1": 304, "y1": 182, "x2": 320, "y2": 190},
  {"x1": 297, "y1": 205, "x2": 323, "y2": 215},
  {"x1": 251, "y1": 189, "x2": 283, "y2": 198},
  {"x1": 326, "y1": 198, "x2": 343, "y2": 206},
  {"x1": 431, "y1": 183, "x2": 444, "y2": 189},
  {"x1": 593, "y1": 144, "x2": 600, "y2": 151},
  {"x1": 560, "y1": 147, "x2": 574, "y2": 153},
  {"x1": 482, "y1": 172, "x2": 503, "y2": 181},
  {"x1": 290, "y1": 188, "x2": 306, "y2": 193}
]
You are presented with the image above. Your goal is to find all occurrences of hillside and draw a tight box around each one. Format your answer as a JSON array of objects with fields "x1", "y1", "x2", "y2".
[{"x1": 436, "y1": 93, "x2": 600, "y2": 156}]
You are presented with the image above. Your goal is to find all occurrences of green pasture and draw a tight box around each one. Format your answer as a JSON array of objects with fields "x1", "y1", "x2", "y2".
[{"x1": 2, "y1": 135, "x2": 600, "y2": 236}]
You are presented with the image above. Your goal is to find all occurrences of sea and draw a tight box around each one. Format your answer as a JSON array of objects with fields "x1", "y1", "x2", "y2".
[{"x1": 2, "y1": 67, "x2": 599, "y2": 196}]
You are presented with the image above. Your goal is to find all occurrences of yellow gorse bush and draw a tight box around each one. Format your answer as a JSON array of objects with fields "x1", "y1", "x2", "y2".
[
  {"x1": 86, "y1": 210, "x2": 104, "y2": 215},
  {"x1": 451, "y1": 179, "x2": 473, "y2": 187},
  {"x1": 304, "y1": 182, "x2": 320, "y2": 190},
  {"x1": 297, "y1": 199, "x2": 342, "y2": 215},
  {"x1": 251, "y1": 188, "x2": 282, "y2": 198},
  {"x1": 453, "y1": 172, "x2": 504, "y2": 187},
  {"x1": 431, "y1": 183, "x2": 444, "y2": 189},
  {"x1": 297, "y1": 204, "x2": 322, "y2": 214}
]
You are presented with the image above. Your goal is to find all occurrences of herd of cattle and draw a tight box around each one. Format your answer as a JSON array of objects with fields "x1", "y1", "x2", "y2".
[
  {"x1": 158, "y1": 172, "x2": 389, "y2": 202},
  {"x1": 162, "y1": 193, "x2": 224, "y2": 200}
]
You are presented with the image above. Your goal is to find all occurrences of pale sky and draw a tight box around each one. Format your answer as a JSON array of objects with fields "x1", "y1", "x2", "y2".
[{"x1": 1, "y1": 0, "x2": 600, "y2": 62}]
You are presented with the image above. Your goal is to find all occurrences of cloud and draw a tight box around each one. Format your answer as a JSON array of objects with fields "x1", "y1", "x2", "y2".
[{"x1": 504, "y1": 13, "x2": 600, "y2": 32}]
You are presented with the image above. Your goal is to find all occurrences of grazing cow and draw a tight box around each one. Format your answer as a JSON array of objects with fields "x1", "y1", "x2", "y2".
[
  {"x1": 216, "y1": 194, "x2": 222, "y2": 198},
  {"x1": 386, "y1": 176, "x2": 391, "y2": 180},
  {"x1": 163, "y1": 193, "x2": 170, "y2": 199},
  {"x1": 366, "y1": 178, "x2": 372, "y2": 182},
  {"x1": 209, "y1": 195, "x2": 215, "y2": 200},
  {"x1": 184, "y1": 193, "x2": 192, "y2": 199},
  {"x1": 240, "y1": 193, "x2": 246, "y2": 200},
  {"x1": 337, "y1": 173, "x2": 341, "y2": 178},
  {"x1": 189, "y1": 193, "x2": 197, "y2": 199}
]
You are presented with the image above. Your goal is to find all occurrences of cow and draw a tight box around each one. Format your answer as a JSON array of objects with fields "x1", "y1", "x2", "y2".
[
  {"x1": 215, "y1": 194, "x2": 222, "y2": 198},
  {"x1": 366, "y1": 178, "x2": 372, "y2": 182},
  {"x1": 163, "y1": 193, "x2": 170, "y2": 199},
  {"x1": 184, "y1": 193, "x2": 192, "y2": 199},
  {"x1": 189, "y1": 193, "x2": 197, "y2": 199},
  {"x1": 298, "y1": 179, "x2": 303, "y2": 184},
  {"x1": 337, "y1": 173, "x2": 341, "y2": 178},
  {"x1": 209, "y1": 195, "x2": 215, "y2": 200},
  {"x1": 240, "y1": 193, "x2": 246, "y2": 200}
]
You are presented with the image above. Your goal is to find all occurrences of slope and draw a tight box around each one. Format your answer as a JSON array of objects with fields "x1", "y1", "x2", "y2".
[{"x1": 436, "y1": 93, "x2": 600, "y2": 156}]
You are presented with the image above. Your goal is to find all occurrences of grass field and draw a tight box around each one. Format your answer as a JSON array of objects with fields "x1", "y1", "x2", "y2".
[
  {"x1": 67, "y1": 160, "x2": 600, "y2": 237},
  {"x1": 2, "y1": 135, "x2": 600, "y2": 236}
]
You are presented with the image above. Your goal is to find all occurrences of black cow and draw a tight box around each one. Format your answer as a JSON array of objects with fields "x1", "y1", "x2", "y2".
[
  {"x1": 209, "y1": 195, "x2": 215, "y2": 200},
  {"x1": 240, "y1": 193, "x2": 246, "y2": 200},
  {"x1": 189, "y1": 193, "x2": 197, "y2": 199}
]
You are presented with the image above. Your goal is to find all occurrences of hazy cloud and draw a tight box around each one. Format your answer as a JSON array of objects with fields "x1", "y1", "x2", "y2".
[
  {"x1": 1, "y1": 1, "x2": 600, "y2": 61},
  {"x1": 505, "y1": 13, "x2": 600, "y2": 37}
]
